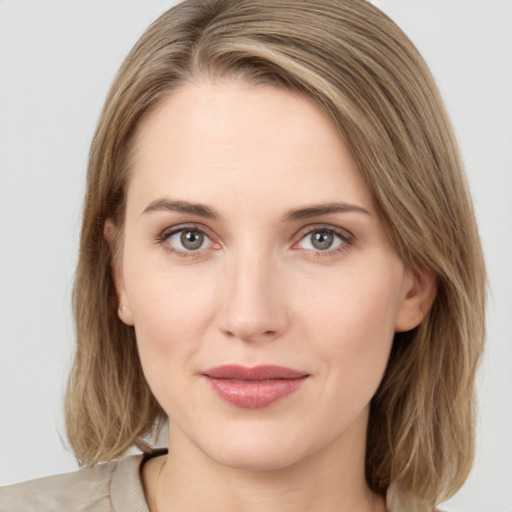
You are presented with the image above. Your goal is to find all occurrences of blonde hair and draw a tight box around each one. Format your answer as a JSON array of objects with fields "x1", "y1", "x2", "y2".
[{"x1": 66, "y1": 0, "x2": 486, "y2": 509}]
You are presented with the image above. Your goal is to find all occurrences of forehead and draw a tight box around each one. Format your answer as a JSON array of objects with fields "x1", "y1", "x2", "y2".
[{"x1": 127, "y1": 81, "x2": 373, "y2": 215}]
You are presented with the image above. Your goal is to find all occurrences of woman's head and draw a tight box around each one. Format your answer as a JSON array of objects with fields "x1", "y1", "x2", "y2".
[{"x1": 66, "y1": 0, "x2": 486, "y2": 508}]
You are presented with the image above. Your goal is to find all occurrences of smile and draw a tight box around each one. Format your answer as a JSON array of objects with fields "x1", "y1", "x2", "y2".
[{"x1": 202, "y1": 365, "x2": 310, "y2": 409}]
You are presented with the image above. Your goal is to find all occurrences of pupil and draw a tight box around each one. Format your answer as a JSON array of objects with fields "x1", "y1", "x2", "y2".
[
  {"x1": 181, "y1": 231, "x2": 203, "y2": 250},
  {"x1": 312, "y1": 231, "x2": 333, "y2": 250}
]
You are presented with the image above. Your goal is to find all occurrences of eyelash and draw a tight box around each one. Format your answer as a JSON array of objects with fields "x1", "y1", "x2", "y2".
[
  {"x1": 157, "y1": 225, "x2": 215, "y2": 258},
  {"x1": 294, "y1": 225, "x2": 354, "y2": 257},
  {"x1": 156, "y1": 224, "x2": 355, "y2": 258}
]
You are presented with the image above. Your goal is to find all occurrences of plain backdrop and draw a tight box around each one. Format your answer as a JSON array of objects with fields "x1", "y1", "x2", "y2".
[{"x1": 1, "y1": 1, "x2": 511, "y2": 511}]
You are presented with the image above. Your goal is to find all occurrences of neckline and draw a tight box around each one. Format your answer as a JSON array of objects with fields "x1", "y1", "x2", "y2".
[{"x1": 110, "y1": 448, "x2": 169, "y2": 512}]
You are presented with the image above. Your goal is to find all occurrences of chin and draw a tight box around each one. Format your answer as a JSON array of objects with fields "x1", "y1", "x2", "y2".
[
  {"x1": 195, "y1": 424, "x2": 318, "y2": 472},
  {"x1": 210, "y1": 444, "x2": 306, "y2": 472}
]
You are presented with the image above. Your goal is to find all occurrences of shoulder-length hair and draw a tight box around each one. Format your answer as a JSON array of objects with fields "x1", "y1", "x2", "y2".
[{"x1": 66, "y1": 0, "x2": 486, "y2": 509}]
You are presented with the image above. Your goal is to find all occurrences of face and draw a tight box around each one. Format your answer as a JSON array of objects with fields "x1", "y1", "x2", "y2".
[{"x1": 112, "y1": 81, "x2": 427, "y2": 471}]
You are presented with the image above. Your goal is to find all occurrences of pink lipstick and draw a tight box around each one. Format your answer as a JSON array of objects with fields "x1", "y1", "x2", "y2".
[{"x1": 202, "y1": 365, "x2": 309, "y2": 409}]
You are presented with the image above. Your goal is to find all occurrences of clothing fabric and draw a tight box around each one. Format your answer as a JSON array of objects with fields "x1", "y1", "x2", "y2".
[
  {"x1": 1, "y1": 449, "x2": 438, "y2": 512},
  {"x1": 0, "y1": 450, "x2": 165, "y2": 512}
]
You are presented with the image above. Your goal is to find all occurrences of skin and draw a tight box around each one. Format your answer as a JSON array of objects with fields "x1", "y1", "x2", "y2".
[{"x1": 108, "y1": 80, "x2": 435, "y2": 512}]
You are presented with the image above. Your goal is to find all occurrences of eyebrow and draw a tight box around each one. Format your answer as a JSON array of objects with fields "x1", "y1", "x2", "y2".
[
  {"x1": 142, "y1": 199, "x2": 218, "y2": 219},
  {"x1": 142, "y1": 198, "x2": 370, "y2": 220},
  {"x1": 284, "y1": 202, "x2": 371, "y2": 220}
]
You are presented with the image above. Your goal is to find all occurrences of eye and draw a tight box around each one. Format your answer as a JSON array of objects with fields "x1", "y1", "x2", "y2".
[
  {"x1": 163, "y1": 227, "x2": 215, "y2": 253},
  {"x1": 297, "y1": 228, "x2": 346, "y2": 252}
]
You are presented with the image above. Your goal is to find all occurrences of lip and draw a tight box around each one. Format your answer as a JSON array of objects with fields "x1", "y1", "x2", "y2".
[{"x1": 202, "y1": 365, "x2": 309, "y2": 409}]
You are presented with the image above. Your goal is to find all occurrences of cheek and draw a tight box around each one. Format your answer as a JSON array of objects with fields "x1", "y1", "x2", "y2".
[
  {"x1": 130, "y1": 286, "x2": 206, "y2": 415},
  {"x1": 123, "y1": 232, "x2": 216, "y2": 335},
  {"x1": 295, "y1": 266, "x2": 402, "y2": 396},
  {"x1": 297, "y1": 265, "x2": 402, "y2": 344},
  {"x1": 131, "y1": 278, "x2": 211, "y2": 336},
  {"x1": 123, "y1": 257, "x2": 218, "y2": 395}
]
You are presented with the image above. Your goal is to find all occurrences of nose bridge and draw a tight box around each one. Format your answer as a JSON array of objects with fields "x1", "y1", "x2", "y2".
[{"x1": 218, "y1": 244, "x2": 287, "y2": 342}]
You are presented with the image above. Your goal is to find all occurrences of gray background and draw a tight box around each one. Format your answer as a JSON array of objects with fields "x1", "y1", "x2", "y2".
[{"x1": 1, "y1": 1, "x2": 511, "y2": 511}]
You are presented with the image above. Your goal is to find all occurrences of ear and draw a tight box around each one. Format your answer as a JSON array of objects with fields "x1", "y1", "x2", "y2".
[
  {"x1": 395, "y1": 268, "x2": 437, "y2": 332},
  {"x1": 104, "y1": 219, "x2": 134, "y2": 326}
]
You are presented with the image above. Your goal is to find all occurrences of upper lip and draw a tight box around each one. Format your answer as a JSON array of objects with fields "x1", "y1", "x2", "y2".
[{"x1": 202, "y1": 365, "x2": 309, "y2": 381}]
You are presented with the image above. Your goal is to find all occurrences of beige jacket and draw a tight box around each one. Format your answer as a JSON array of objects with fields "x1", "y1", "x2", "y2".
[
  {"x1": 0, "y1": 452, "x2": 152, "y2": 512},
  {"x1": 1, "y1": 450, "x2": 434, "y2": 512}
]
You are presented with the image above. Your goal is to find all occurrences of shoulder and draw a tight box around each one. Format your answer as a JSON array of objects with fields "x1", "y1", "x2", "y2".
[
  {"x1": 0, "y1": 461, "x2": 116, "y2": 512},
  {"x1": 0, "y1": 453, "x2": 150, "y2": 512}
]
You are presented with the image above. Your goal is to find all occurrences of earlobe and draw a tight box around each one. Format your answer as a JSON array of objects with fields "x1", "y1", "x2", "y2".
[
  {"x1": 395, "y1": 269, "x2": 437, "y2": 333},
  {"x1": 117, "y1": 304, "x2": 134, "y2": 325},
  {"x1": 104, "y1": 219, "x2": 134, "y2": 326}
]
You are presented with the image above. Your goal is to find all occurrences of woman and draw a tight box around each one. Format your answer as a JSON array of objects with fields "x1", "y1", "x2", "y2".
[{"x1": 1, "y1": 0, "x2": 485, "y2": 511}]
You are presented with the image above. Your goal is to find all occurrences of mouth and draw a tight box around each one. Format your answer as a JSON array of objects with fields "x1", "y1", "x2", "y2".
[{"x1": 201, "y1": 365, "x2": 310, "y2": 409}]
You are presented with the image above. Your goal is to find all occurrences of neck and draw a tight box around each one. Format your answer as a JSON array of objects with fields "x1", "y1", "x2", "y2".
[{"x1": 148, "y1": 412, "x2": 385, "y2": 512}]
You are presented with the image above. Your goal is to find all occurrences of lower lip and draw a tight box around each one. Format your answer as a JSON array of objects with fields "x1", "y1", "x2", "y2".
[{"x1": 205, "y1": 376, "x2": 308, "y2": 409}]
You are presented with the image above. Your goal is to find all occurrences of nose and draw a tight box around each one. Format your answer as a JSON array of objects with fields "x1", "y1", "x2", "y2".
[{"x1": 217, "y1": 251, "x2": 289, "y2": 343}]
